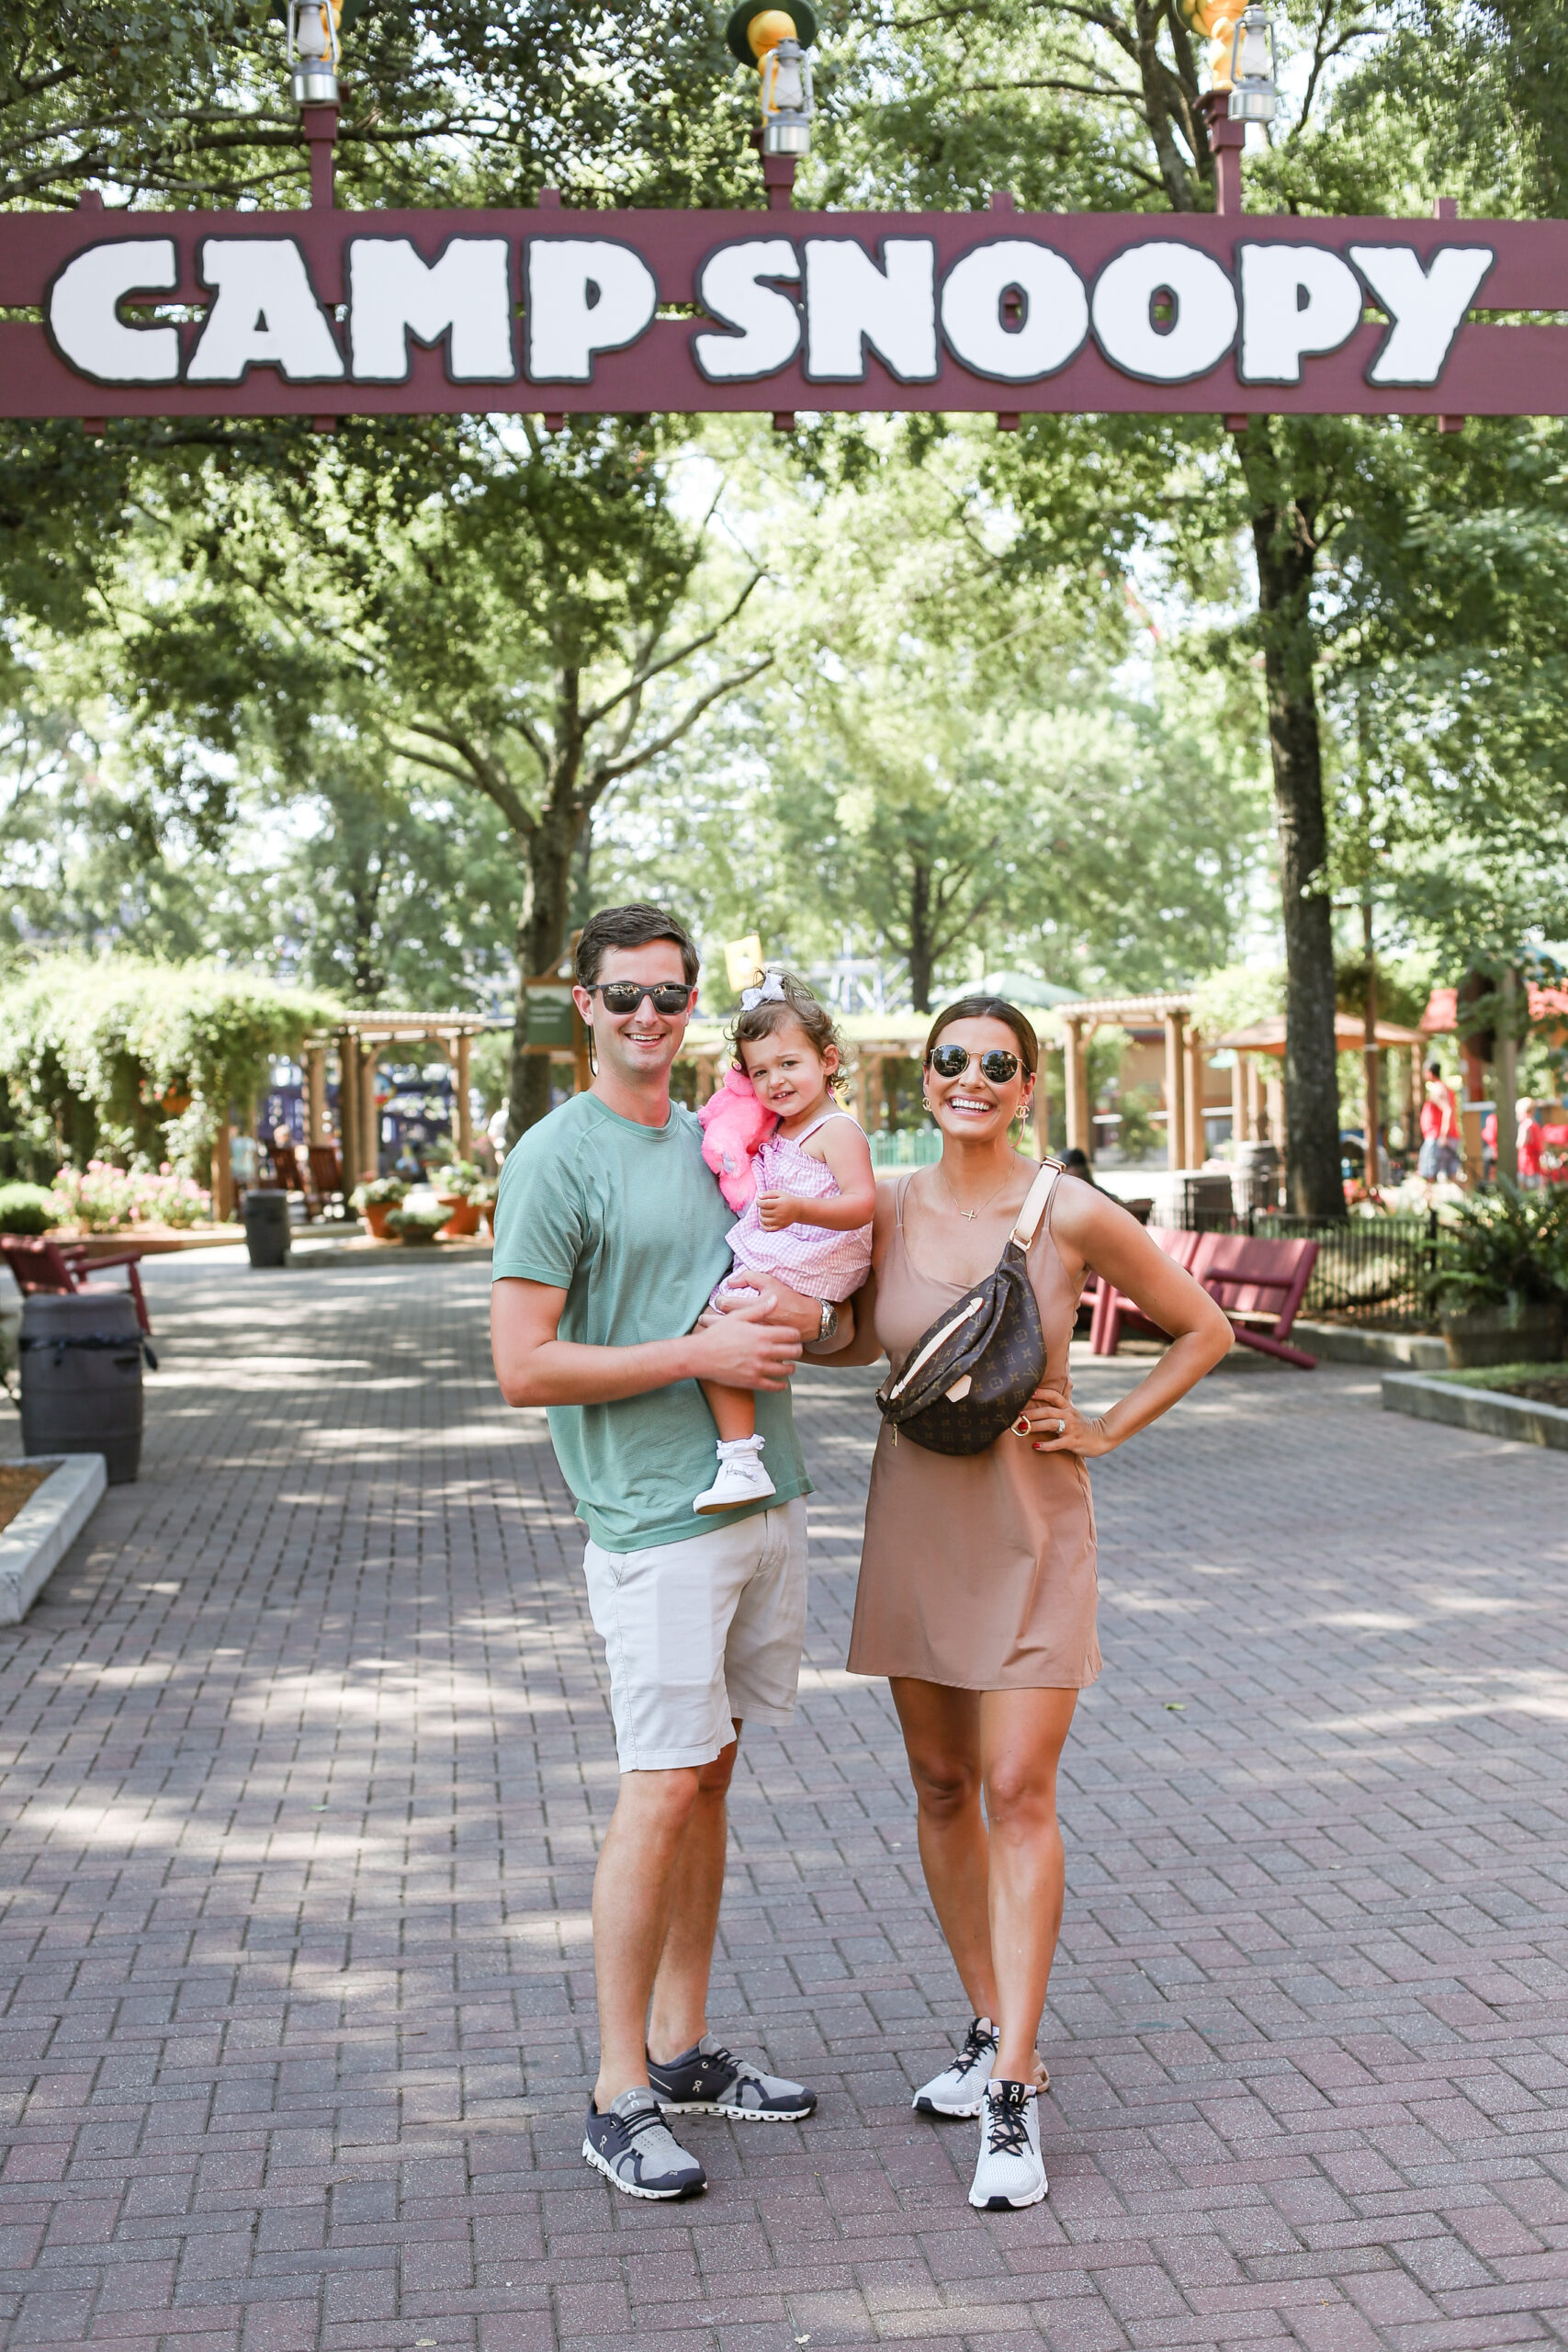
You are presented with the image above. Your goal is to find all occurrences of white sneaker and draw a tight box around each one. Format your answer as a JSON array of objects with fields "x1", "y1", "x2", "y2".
[
  {"x1": 969, "y1": 2079, "x2": 1047, "y2": 2210},
  {"x1": 694, "y1": 1438, "x2": 776, "y2": 1514},
  {"x1": 912, "y1": 2017, "x2": 998, "y2": 2117}
]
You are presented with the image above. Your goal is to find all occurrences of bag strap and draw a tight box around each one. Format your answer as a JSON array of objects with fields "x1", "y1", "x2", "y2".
[{"x1": 1009, "y1": 1156, "x2": 1066, "y2": 1253}]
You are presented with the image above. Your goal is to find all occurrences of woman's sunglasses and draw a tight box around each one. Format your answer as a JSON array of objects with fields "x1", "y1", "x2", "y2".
[
  {"x1": 584, "y1": 981, "x2": 694, "y2": 1015},
  {"x1": 926, "y1": 1045, "x2": 1024, "y2": 1084}
]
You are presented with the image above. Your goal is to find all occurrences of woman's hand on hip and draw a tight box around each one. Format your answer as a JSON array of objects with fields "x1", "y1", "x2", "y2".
[{"x1": 1011, "y1": 1379, "x2": 1113, "y2": 1458}]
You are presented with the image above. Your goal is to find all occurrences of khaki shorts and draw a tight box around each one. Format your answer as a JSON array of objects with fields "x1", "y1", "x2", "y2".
[{"x1": 582, "y1": 1499, "x2": 808, "y2": 1772}]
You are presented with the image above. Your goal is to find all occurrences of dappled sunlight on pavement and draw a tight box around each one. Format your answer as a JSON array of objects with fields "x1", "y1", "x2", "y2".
[{"x1": 1, "y1": 1251, "x2": 1565, "y2": 2349}]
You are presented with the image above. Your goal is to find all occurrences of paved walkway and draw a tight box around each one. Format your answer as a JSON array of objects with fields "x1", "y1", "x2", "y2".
[{"x1": 2, "y1": 1247, "x2": 1567, "y2": 2352}]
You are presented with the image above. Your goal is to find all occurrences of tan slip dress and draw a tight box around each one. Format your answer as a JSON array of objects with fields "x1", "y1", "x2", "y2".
[{"x1": 847, "y1": 1170, "x2": 1101, "y2": 1690}]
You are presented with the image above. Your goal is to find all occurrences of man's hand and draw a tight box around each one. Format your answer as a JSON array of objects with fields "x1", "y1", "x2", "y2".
[
  {"x1": 703, "y1": 1274, "x2": 852, "y2": 1353},
  {"x1": 687, "y1": 1293, "x2": 803, "y2": 1389},
  {"x1": 757, "y1": 1190, "x2": 804, "y2": 1231}
]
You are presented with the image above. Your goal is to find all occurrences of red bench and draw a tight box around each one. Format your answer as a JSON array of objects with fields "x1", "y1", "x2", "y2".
[
  {"x1": 2, "y1": 1235, "x2": 152, "y2": 1336},
  {"x1": 1090, "y1": 1229, "x2": 1320, "y2": 1368},
  {"x1": 1089, "y1": 1226, "x2": 1201, "y2": 1352}
]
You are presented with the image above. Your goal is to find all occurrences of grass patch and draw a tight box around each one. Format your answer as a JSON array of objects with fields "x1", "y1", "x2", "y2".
[{"x1": 1434, "y1": 1361, "x2": 1568, "y2": 1408}]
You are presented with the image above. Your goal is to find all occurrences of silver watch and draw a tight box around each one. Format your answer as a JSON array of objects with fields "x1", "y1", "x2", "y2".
[{"x1": 816, "y1": 1298, "x2": 840, "y2": 1345}]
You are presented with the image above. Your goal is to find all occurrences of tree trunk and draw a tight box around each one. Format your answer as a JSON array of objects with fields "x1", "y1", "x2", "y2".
[
  {"x1": 907, "y1": 859, "x2": 935, "y2": 1013},
  {"x1": 505, "y1": 803, "x2": 583, "y2": 1145},
  {"x1": 1249, "y1": 485, "x2": 1345, "y2": 1222}
]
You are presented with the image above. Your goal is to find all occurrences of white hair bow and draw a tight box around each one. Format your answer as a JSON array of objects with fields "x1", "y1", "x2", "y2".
[{"x1": 740, "y1": 971, "x2": 788, "y2": 1010}]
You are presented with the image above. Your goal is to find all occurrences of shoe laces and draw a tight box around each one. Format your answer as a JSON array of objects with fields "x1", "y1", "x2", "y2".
[
  {"x1": 617, "y1": 2101, "x2": 677, "y2": 2153},
  {"x1": 960, "y1": 2018, "x2": 998, "y2": 2072},
  {"x1": 985, "y1": 2085, "x2": 1031, "y2": 2157}
]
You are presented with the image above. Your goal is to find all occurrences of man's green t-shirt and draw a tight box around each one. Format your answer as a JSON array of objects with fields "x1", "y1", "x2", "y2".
[{"x1": 491, "y1": 1091, "x2": 809, "y2": 1554}]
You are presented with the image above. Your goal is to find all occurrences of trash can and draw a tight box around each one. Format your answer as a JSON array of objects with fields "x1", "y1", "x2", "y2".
[
  {"x1": 19, "y1": 1292, "x2": 147, "y2": 1485},
  {"x1": 243, "y1": 1188, "x2": 291, "y2": 1268}
]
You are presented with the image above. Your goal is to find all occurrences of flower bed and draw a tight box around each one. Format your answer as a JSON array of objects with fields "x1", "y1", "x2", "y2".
[{"x1": 50, "y1": 1161, "x2": 212, "y2": 1234}]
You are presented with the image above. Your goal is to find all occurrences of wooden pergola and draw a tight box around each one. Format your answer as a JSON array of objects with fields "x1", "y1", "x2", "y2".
[
  {"x1": 1051, "y1": 992, "x2": 1210, "y2": 1165},
  {"x1": 302, "y1": 1012, "x2": 491, "y2": 1187}
]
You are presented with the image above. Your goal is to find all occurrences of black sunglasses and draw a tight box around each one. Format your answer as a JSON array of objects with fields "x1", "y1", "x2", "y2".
[
  {"x1": 584, "y1": 981, "x2": 694, "y2": 1015},
  {"x1": 926, "y1": 1044, "x2": 1024, "y2": 1084}
]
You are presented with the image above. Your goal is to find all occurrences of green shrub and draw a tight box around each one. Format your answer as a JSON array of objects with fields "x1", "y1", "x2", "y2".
[
  {"x1": 0, "y1": 1182, "x2": 61, "y2": 1237},
  {"x1": 351, "y1": 1176, "x2": 408, "y2": 1209},
  {"x1": 386, "y1": 1204, "x2": 447, "y2": 1244},
  {"x1": 1423, "y1": 1184, "x2": 1568, "y2": 1312}
]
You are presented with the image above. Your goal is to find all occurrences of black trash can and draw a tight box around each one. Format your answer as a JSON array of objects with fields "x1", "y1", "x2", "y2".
[
  {"x1": 19, "y1": 1292, "x2": 146, "y2": 1485},
  {"x1": 243, "y1": 1188, "x2": 291, "y2": 1268}
]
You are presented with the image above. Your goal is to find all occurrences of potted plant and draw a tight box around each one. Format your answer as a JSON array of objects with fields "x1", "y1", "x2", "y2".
[
  {"x1": 1424, "y1": 1186, "x2": 1568, "y2": 1365},
  {"x1": 350, "y1": 1175, "x2": 408, "y2": 1240},
  {"x1": 0, "y1": 1183, "x2": 62, "y2": 1238},
  {"x1": 434, "y1": 1158, "x2": 483, "y2": 1238},
  {"x1": 469, "y1": 1176, "x2": 498, "y2": 1236},
  {"x1": 386, "y1": 1202, "x2": 449, "y2": 1247}
]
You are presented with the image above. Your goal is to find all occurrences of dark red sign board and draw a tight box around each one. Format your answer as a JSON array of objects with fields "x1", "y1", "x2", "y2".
[{"x1": 4, "y1": 197, "x2": 1566, "y2": 420}]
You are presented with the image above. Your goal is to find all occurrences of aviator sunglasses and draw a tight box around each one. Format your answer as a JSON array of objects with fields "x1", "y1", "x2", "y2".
[
  {"x1": 583, "y1": 980, "x2": 694, "y2": 1015},
  {"x1": 926, "y1": 1044, "x2": 1024, "y2": 1084}
]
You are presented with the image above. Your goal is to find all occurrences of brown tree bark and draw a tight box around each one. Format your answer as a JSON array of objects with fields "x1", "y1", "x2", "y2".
[{"x1": 1248, "y1": 473, "x2": 1346, "y2": 1221}]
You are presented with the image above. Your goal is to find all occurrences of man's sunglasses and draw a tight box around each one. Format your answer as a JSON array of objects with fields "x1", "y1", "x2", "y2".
[
  {"x1": 926, "y1": 1045, "x2": 1024, "y2": 1084},
  {"x1": 583, "y1": 980, "x2": 694, "y2": 1015}
]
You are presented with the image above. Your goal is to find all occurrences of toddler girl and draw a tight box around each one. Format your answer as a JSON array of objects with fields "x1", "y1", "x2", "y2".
[{"x1": 694, "y1": 972, "x2": 875, "y2": 1512}]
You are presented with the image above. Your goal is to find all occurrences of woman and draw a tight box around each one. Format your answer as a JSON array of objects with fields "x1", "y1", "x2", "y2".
[{"x1": 837, "y1": 996, "x2": 1233, "y2": 2211}]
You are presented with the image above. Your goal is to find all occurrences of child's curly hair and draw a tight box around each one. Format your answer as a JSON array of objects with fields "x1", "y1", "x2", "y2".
[{"x1": 728, "y1": 972, "x2": 851, "y2": 1100}]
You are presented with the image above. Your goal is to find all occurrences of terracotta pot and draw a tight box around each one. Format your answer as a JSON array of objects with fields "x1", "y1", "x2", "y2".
[
  {"x1": 363, "y1": 1200, "x2": 395, "y2": 1240},
  {"x1": 1441, "y1": 1299, "x2": 1562, "y2": 1367},
  {"x1": 481, "y1": 1200, "x2": 496, "y2": 1235},
  {"x1": 437, "y1": 1195, "x2": 481, "y2": 1238}
]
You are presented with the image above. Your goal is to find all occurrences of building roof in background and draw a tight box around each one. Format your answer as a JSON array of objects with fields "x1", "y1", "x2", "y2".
[{"x1": 1218, "y1": 1014, "x2": 1426, "y2": 1054}]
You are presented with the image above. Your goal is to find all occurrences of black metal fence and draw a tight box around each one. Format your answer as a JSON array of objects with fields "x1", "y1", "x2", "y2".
[{"x1": 1147, "y1": 1201, "x2": 1447, "y2": 1326}]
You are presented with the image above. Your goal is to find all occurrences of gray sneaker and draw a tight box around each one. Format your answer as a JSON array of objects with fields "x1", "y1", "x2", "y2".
[
  {"x1": 912, "y1": 2017, "x2": 998, "y2": 2117},
  {"x1": 647, "y1": 2034, "x2": 817, "y2": 2120},
  {"x1": 582, "y1": 2088, "x2": 706, "y2": 2199}
]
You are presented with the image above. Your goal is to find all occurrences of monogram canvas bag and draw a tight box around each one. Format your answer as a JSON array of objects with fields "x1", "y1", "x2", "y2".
[{"x1": 874, "y1": 1158, "x2": 1065, "y2": 1456}]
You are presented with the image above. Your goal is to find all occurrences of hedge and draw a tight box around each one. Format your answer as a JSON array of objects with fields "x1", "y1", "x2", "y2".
[{"x1": 0, "y1": 956, "x2": 340, "y2": 1175}]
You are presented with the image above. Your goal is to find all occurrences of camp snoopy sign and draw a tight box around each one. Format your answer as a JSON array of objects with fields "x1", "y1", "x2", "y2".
[{"x1": 7, "y1": 191, "x2": 1568, "y2": 424}]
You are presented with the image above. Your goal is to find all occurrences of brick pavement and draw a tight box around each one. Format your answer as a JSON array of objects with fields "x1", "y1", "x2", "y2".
[{"x1": 1, "y1": 1246, "x2": 1566, "y2": 2352}]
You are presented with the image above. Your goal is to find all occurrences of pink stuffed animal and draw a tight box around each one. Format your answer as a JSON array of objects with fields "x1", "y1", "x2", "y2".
[{"x1": 699, "y1": 1064, "x2": 778, "y2": 1213}]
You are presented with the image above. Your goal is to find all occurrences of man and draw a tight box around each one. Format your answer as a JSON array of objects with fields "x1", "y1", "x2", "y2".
[{"x1": 490, "y1": 902, "x2": 850, "y2": 2201}]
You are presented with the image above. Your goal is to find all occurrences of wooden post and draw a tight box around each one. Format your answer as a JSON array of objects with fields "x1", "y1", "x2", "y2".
[
  {"x1": 338, "y1": 1035, "x2": 358, "y2": 1189},
  {"x1": 1063, "y1": 1020, "x2": 1084, "y2": 1153},
  {"x1": 1230, "y1": 1054, "x2": 1246, "y2": 1149},
  {"x1": 1163, "y1": 1012, "x2": 1186, "y2": 1170},
  {"x1": 1032, "y1": 1047, "x2": 1051, "y2": 1161},
  {"x1": 1264, "y1": 1068, "x2": 1284, "y2": 1153},
  {"x1": 1244, "y1": 1053, "x2": 1263, "y2": 1142},
  {"x1": 1184, "y1": 1031, "x2": 1205, "y2": 1168},
  {"x1": 1496, "y1": 967, "x2": 1519, "y2": 1182},
  {"x1": 211, "y1": 1121, "x2": 234, "y2": 1222},
  {"x1": 1362, "y1": 899, "x2": 1381, "y2": 1186},
  {"x1": 456, "y1": 1032, "x2": 473, "y2": 1158},
  {"x1": 306, "y1": 1048, "x2": 327, "y2": 1148},
  {"x1": 359, "y1": 1045, "x2": 378, "y2": 1182}
]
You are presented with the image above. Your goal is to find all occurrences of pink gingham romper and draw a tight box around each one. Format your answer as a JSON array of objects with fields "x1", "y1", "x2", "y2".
[{"x1": 713, "y1": 1113, "x2": 874, "y2": 1305}]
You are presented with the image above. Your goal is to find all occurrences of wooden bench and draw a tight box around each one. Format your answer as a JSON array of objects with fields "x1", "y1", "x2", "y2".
[
  {"x1": 1190, "y1": 1232, "x2": 1320, "y2": 1368},
  {"x1": 1089, "y1": 1228, "x2": 1320, "y2": 1369},
  {"x1": 2, "y1": 1236, "x2": 152, "y2": 1336},
  {"x1": 1089, "y1": 1226, "x2": 1202, "y2": 1353}
]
